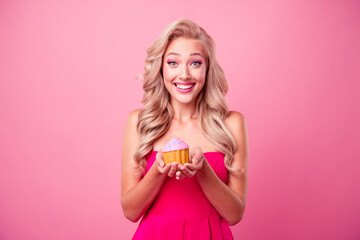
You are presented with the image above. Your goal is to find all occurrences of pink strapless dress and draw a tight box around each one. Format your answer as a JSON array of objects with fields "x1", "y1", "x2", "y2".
[{"x1": 132, "y1": 151, "x2": 234, "y2": 240}]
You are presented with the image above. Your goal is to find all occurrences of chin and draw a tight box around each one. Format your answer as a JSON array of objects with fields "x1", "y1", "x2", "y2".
[{"x1": 172, "y1": 97, "x2": 195, "y2": 105}]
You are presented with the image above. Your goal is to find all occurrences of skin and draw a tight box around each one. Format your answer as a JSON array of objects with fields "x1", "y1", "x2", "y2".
[{"x1": 121, "y1": 37, "x2": 249, "y2": 226}]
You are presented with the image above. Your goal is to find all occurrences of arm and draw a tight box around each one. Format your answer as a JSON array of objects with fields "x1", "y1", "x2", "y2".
[
  {"x1": 178, "y1": 111, "x2": 249, "y2": 225},
  {"x1": 121, "y1": 109, "x2": 175, "y2": 222}
]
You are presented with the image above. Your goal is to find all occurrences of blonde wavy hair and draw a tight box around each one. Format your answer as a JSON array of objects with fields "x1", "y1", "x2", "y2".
[{"x1": 134, "y1": 18, "x2": 238, "y2": 175}]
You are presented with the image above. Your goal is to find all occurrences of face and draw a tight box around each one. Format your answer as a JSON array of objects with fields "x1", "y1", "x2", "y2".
[{"x1": 162, "y1": 37, "x2": 207, "y2": 106}]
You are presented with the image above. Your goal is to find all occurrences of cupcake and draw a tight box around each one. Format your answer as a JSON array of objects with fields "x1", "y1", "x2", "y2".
[{"x1": 162, "y1": 137, "x2": 189, "y2": 165}]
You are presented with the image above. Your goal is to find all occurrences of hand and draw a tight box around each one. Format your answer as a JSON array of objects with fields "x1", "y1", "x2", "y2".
[
  {"x1": 155, "y1": 150, "x2": 171, "y2": 175},
  {"x1": 176, "y1": 146, "x2": 204, "y2": 180},
  {"x1": 156, "y1": 150, "x2": 180, "y2": 177}
]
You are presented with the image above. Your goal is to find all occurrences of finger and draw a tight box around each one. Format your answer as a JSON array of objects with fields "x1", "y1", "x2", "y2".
[
  {"x1": 184, "y1": 163, "x2": 200, "y2": 171},
  {"x1": 164, "y1": 163, "x2": 172, "y2": 173},
  {"x1": 189, "y1": 148, "x2": 203, "y2": 165},
  {"x1": 168, "y1": 162, "x2": 178, "y2": 177},
  {"x1": 157, "y1": 159, "x2": 165, "y2": 168},
  {"x1": 180, "y1": 164, "x2": 195, "y2": 177},
  {"x1": 176, "y1": 164, "x2": 184, "y2": 179},
  {"x1": 175, "y1": 170, "x2": 185, "y2": 180},
  {"x1": 189, "y1": 146, "x2": 202, "y2": 157},
  {"x1": 157, "y1": 165, "x2": 164, "y2": 174},
  {"x1": 158, "y1": 163, "x2": 171, "y2": 174},
  {"x1": 192, "y1": 155, "x2": 200, "y2": 165},
  {"x1": 156, "y1": 149, "x2": 164, "y2": 160},
  {"x1": 156, "y1": 150, "x2": 165, "y2": 165},
  {"x1": 156, "y1": 156, "x2": 165, "y2": 168}
]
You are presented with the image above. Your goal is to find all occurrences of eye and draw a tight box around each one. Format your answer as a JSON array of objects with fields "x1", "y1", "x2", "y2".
[
  {"x1": 191, "y1": 60, "x2": 202, "y2": 66},
  {"x1": 167, "y1": 60, "x2": 177, "y2": 66}
]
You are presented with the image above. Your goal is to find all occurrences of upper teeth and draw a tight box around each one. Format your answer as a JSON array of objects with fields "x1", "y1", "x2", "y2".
[{"x1": 176, "y1": 84, "x2": 193, "y2": 89}]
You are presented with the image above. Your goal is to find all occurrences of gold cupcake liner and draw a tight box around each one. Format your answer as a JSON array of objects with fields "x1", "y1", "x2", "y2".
[{"x1": 162, "y1": 149, "x2": 189, "y2": 165}]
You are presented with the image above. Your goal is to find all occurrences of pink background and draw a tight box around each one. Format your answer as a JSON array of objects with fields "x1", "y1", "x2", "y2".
[{"x1": 1, "y1": 0, "x2": 359, "y2": 239}]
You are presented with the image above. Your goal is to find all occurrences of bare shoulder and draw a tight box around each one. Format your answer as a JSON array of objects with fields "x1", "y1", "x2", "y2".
[
  {"x1": 224, "y1": 111, "x2": 247, "y2": 136},
  {"x1": 224, "y1": 111, "x2": 248, "y2": 161},
  {"x1": 122, "y1": 108, "x2": 143, "y2": 162},
  {"x1": 125, "y1": 108, "x2": 144, "y2": 133},
  {"x1": 127, "y1": 108, "x2": 142, "y2": 124},
  {"x1": 225, "y1": 110, "x2": 245, "y2": 122}
]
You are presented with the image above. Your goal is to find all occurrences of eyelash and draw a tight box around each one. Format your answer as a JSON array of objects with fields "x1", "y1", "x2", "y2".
[
  {"x1": 167, "y1": 61, "x2": 202, "y2": 67},
  {"x1": 192, "y1": 61, "x2": 202, "y2": 66}
]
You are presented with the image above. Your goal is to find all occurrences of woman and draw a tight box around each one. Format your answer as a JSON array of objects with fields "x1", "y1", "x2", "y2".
[{"x1": 121, "y1": 18, "x2": 248, "y2": 239}]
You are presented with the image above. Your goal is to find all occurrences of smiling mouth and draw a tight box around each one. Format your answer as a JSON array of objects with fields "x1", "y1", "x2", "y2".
[{"x1": 174, "y1": 83, "x2": 195, "y2": 90}]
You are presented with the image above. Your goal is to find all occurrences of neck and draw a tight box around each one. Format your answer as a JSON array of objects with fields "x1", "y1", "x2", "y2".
[{"x1": 170, "y1": 99, "x2": 198, "y2": 122}]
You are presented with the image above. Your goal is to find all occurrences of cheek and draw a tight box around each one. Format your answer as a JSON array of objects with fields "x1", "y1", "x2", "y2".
[
  {"x1": 193, "y1": 69, "x2": 206, "y2": 82},
  {"x1": 162, "y1": 65, "x2": 176, "y2": 80}
]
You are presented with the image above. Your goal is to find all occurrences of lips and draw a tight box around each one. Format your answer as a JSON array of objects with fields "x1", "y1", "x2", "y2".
[
  {"x1": 174, "y1": 83, "x2": 195, "y2": 93},
  {"x1": 174, "y1": 83, "x2": 195, "y2": 88}
]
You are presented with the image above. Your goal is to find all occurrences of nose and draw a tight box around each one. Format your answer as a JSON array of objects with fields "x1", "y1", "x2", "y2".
[{"x1": 179, "y1": 65, "x2": 190, "y2": 80}]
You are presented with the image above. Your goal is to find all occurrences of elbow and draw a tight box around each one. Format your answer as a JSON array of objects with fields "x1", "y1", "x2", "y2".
[
  {"x1": 227, "y1": 214, "x2": 243, "y2": 226},
  {"x1": 124, "y1": 213, "x2": 142, "y2": 223},
  {"x1": 227, "y1": 198, "x2": 246, "y2": 226},
  {"x1": 121, "y1": 198, "x2": 142, "y2": 223},
  {"x1": 227, "y1": 208, "x2": 245, "y2": 226},
  {"x1": 122, "y1": 209, "x2": 141, "y2": 223}
]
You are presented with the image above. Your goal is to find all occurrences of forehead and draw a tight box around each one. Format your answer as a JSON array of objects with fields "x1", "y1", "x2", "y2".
[{"x1": 165, "y1": 38, "x2": 205, "y2": 57}]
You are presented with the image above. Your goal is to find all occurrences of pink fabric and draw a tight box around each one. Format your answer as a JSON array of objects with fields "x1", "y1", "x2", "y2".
[{"x1": 133, "y1": 151, "x2": 234, "y2": 240}]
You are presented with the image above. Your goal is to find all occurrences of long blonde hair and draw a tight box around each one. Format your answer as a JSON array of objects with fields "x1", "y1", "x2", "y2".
[{"x1": 134, "y1": 18, "x2": 238, "y2": 175}]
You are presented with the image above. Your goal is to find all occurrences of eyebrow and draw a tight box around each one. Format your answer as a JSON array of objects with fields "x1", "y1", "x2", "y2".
[{"x1": 166, "y1": 52, "x2": 203, "y2": 57}]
